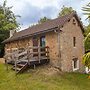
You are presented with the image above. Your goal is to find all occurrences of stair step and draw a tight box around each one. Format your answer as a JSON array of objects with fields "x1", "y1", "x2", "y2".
[
  {"x1": 17, "y1": 63, "x2": 28, "y2": 74},
  {"x1": 13, "y1": 67, "x2": 21, "y2": 71},
  {"x1": 17, "y1": 64, "x2": 25, "y2": 67},
  {"x1": 13, "y1": 63, "x2": 26, "y2": 68}
]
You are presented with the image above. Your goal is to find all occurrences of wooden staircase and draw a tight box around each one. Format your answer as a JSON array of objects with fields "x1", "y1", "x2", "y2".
[
  {"x1": 4, "y1": 46, "x2": 50, "y2": 74},
  {"x1": 12, "y1": 62, "x2": 28, "y2": 74}
]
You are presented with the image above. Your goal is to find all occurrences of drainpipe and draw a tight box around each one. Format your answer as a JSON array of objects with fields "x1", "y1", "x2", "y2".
[{"x1": 54, "y1": 26, "x2": 62, "y2": 70}]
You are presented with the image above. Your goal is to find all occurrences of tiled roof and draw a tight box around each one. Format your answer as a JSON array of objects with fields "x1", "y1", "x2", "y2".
[{"x1": 3, "y1": 12, "x2": 84, "y2": 43}]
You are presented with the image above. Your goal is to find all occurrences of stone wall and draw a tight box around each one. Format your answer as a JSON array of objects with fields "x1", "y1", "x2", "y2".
[
  {"x1": 5, "y1": 32, "x2": 59, "y2": 66},
  {"x1": 5, "y1": 16, "x2": 84, "y2": 72},
  {"x1": 60, "y1": 17, "x2": 84, "y2": 72},
  {"x1": 46, "y1": 31, "x2": 59, "y2": 67},
  {"x1": 5, "y1": 37, "x2": 33, "y2": 53}
]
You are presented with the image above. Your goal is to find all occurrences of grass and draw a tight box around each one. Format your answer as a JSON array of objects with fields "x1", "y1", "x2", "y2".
[{"x1": 0, "y1": 63, "x2": 90, "y2": 90}]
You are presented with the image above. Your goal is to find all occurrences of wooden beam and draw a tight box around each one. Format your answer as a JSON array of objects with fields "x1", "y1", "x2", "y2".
[{"x1": 38, "y1": 46, "x2": 41, "y2": 63}]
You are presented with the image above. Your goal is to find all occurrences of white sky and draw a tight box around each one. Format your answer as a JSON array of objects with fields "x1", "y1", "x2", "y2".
[{"x1": 0, "y1": 0, "x2": 90, "y2": 30}]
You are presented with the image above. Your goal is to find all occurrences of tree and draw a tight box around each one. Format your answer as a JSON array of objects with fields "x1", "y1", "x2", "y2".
[
  {"x1": 84, "y1": 25, "x2": 90, "y2": 37},
  {"x1": 82, "y1": 2, "x2": 90, "y2": 23},
  {"x1": 0, "y1": 0, "x2": 20, "y2": 57},
  {"x1": 38, "y1": 17, "x2": 50, "y2": 24},
  {"x1": 82, "y1": 2, "x2": 90, "y2": 75},
  {"x1": 83, "y1": 52, "x2": 90, "y2": 68},
  {"x1": 82, "y1": 2, "x2": 90, "y2": 52},
  {"x1": 84, "y1": 32, "x2": 90, "y2": 52},
  {"x1": 58, "y1": 6, "x2": 74, "y2": 17},
  {"x1": 0, "y1": 0, "x2": 19, "y2": 31},
  {"x1": 83, "y1": 33, "x2": 90, "y2": 74},
  {"x1": 0, "y1": 30, "x2": 9, "y2": 57}
]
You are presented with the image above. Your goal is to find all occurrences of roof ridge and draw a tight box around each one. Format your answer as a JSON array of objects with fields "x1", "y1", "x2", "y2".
[{"x1": 19, "y1": 11, "x2": 76, "y2": 32}]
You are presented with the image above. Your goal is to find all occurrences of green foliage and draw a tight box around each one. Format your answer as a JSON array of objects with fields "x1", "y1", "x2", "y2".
[
  {"x1": 58, "y1": 6, "x2": 74, "y2": 17},
  {"x1": 38, "y1": 17, "x2": 50, "y2": 24},
  {"x1": 0, "y1": 30, "x2": 9, "y2": 57},
  {"x1": 84, "y1": 32, "x2": 90, "y2": 51},
  {"x1": 0, "y1": 63, "x2": 90, "y2": 90},
  {"x1": 82, "y1": 2, "x2": 90, "y2": 67},
  {"x1": 83, "y1": 2, "x2": 90, "y2": 52},
  {"x1": 83, "y1": 52, "x2": 90, "y2": 68},
  {"x1": 0, "y1": 0, "x2": 19, "y2": 31},
  {"x1": 84, "y1": 25, "x2": 90, "y2": 36},
  {"x1": 83, "y1": 31, "x2": 90, "y2": 68},
  {"x1": 82, "y1": 2, "x2": 90, "y2": 23},
  {"x1": 0, "y1": 0, "x2": 20, "y2": 57}
]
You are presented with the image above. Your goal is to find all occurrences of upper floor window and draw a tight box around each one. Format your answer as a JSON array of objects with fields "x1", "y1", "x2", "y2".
[
  {"x1": 73, "y1": 19, "x2": 76, "y2": 25},
  {"x1": 73, "y1": 37, "x2": 76, "y2": 47}
]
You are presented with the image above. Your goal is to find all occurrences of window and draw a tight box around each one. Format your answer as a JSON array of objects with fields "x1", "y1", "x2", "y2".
[
  {"x1": 73, "y1": 19, "x2": 76, "y2": 25},
  {"x1": 73, "y1": 37, "x2": 76, "y2": 47},
  {"x1": 40, "y1": 36, "x2": 46, "y2": 47},
  {"x1": 33, "y1": 37, "x2": 38, "y2": 47},
  {"x1": 72, "y1": 58, "x2": 79, "y2": 71},
  {"x1": 74, "y1": 60, "x2": 77, "y2": 68}
]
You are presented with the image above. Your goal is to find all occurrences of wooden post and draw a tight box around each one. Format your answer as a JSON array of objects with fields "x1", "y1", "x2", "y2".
[
  {"x1": 5, "y1": 57, "x2": 8, "y2": 71},
  {"x1": 46, "y1": 47, "x2": 49, "y2": 60},
  {"x1": 30, "y1": 47, "x2": 33, "y2": 62},
  {"x1": 6, "y1": 60, "x2": 8, "y2": 71},
  {"x1": 4, "y1": 51, "x2": 9, "y2": 71},
  {"x1": 14, "y1": 50, "x2": 18, "y2": 75},
  {"x1": 27, "y1": 47, "x2": 30, "y2": 65},
  {"x1": 34, "y1": 64, "x2": 36, "y2": 69},
  {"x1": 38, "y1": 46, "x2": 41, "y2": 63},
  {"x1": 15, "y1": 57, "x2": 17, "y2": 74}
]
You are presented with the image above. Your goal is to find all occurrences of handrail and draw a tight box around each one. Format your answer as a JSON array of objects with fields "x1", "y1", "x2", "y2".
[
  {"x1": 5, "y1": 46, "x2": 49, "y2": 62},
  {"x1": 4, "y1": 46, "x2": 49, "y2": 74},
  {"x1": 28, "y1": 46, "x2": 49, "y2": 49}
]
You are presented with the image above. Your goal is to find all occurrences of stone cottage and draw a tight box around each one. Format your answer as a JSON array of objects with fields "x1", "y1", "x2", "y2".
[{"x1": 3, "y1": 12, "x2": 84, "y2": 72}]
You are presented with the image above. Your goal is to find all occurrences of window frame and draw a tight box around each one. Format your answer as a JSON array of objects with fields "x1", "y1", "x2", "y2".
[
  {"x1": 40, "y1": 36, "x2": 46, "y2": 47},
  {"x1": 72, "y1": 58, "x2": 79, "y2": 71}
]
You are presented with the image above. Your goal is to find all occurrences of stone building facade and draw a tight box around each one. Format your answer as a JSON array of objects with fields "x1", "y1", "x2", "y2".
[{"x1": 3, "y1": 12, "x2": 84, "y2": 72}]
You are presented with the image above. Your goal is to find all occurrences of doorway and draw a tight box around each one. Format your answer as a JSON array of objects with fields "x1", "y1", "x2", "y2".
[{"x1": 33, "y1": 37, "x2": 38, "y2": 57}]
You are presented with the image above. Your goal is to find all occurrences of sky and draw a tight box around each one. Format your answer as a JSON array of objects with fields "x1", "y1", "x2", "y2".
[{"x1": 0, "y1": 0, "x2": 90, "y2": 30}]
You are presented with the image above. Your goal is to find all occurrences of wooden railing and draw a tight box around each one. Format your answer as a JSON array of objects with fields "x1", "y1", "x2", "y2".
[
  {"x1": 27, "y1": 46, "x2": 49, "y2": 63},
  {"x1": 4, "y1": 46, "x2": 49, "y2": 74},
  {"x1": 4, "y1": 46, "x2": 49, "y2": 64}
]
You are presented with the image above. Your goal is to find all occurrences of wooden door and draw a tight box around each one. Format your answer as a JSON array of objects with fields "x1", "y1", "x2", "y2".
[
  {"x1": 33, "y1": 37, "x2": 38, "y2": 57},
  {"x1": 40, "y1": 36, "x2": 46, "y2": 56}
]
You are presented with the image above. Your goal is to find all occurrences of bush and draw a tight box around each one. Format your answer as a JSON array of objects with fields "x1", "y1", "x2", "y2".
[{"x1": 83, "y1": 52, "x2": 90, "y2": 68}]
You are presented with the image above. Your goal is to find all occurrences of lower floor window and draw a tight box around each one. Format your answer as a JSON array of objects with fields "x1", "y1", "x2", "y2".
[
  {"x1": 40, "y1": 36, "x2": 46, "y2": 47},
  {"x1": 72, "y1": 58, "x2": 79, "y2": 71}
]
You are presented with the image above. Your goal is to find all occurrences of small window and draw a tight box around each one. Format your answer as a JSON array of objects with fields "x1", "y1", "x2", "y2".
[
  {"x1": 33, "y1": 37, "x2": 38, "y2": 47},
  {"x1": 72, "y1": 58, "x2": 79, "y2": 71},
  {"x1": 73, "y1": 19, "x2": 76, "y2": 25},
  {"x1": 40, "y1": 36, "x2": 46, "y2": 47},
  {"x1": 73, "y1": 37, "x2": 76, "y2": 47},
  {"x1": 74, "y1": 60, "x2": 77, "y2": 68}
]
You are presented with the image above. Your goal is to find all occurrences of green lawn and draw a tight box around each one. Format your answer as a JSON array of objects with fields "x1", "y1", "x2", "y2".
[{"x1": 0, "y1": 63, "x2": 90, "y2": 90}]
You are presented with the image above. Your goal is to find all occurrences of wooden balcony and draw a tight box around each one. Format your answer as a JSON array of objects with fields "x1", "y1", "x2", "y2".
[{"x1": 4, "y1": 46, "x2": 50, "y2": 74}]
